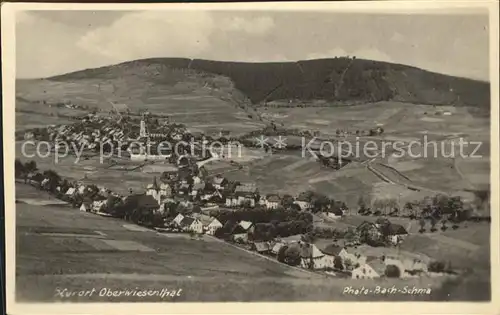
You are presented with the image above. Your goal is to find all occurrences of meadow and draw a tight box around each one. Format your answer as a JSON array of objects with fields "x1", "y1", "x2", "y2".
[{"x1": 16, "y1": 78, "x2": 265, "y2": 137}]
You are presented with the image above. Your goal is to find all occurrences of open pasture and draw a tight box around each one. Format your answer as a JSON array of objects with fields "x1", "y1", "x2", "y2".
[
  {"x1": 265, "y1": 101, "x2": 488, "y2": 145},
  {"x1": 16, "y1": 112, "x2": 75, "y2": 131},
  {"x1": 455, "y1": 157, "x2": 490, "y2": 190},
  {"x1": 16, "y1": 78, "x2": 265, "y2": 136},
  {"x1": 398, "y1": 158, "x2": 472, "y2": 192},
  {"x1": 223, "y1": 154, "x2": 328, "y2": 196}
]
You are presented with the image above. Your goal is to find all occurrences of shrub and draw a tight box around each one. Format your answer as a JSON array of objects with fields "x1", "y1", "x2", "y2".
[
  {"x1": 334, "y1": 256, "x2": 344, "y2": 270},
  {"x1": 385, "y1": 265, "x2": 401, "y2": 278},
  {"x1": 428, "y1": 261, "x2": 446, "y2": 273}
]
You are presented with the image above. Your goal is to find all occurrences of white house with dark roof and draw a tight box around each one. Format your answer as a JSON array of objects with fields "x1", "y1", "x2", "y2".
[
  {"x1": 172, "y1": 213, "x2": 185, "y2": 226},
  {"x1": 180, "y1": 217, "x2": 203, "y2": 234},
  {"x1": 352, "y1": 258, "x2": 386, "y2": 279},
  {"x1": 212, "y1": 176, "x2": 228, "y2": 190},
  {"x1": 238, "y1": 220, "x2": 254, "y2": 232},
  {"x1": 193, "y1": 213, "x2": 223, "y2": 235},
  {"x1": 265, "y1": 194, "x2": 281, "y2": 209}
]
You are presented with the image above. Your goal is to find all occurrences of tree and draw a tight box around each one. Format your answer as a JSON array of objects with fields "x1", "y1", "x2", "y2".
[
  {"x1": 281, "y1": 194, "x2": 294, "y2": 209},
  {"x1": 334, "y1": 256, "x2": 344, "y2": 270},
  {"x1": 283, "y1": 246, "x2": 302, "y2": 266},
  {"x1": 404, "y1": 202, "x2": 415, "y2": 218},
  {"x1": 441, "y1": 219, "x2": 448, "y2": 231},
  {"x1": 447, "y1": 196, "x2": 464, "y2": 215},
  {"x1": 277, "y1": 245, "x2": 288, "y2": 263},
  {"x1": 312, "y1": 194, "x2": 330, "y2": 213},
  {"x1": 428, "y1": 261, "x2": 445, "y2": 273},
  {"x1": 43, "y1": 170, "x2": 61, "y2": 192},
  {"x1": 15, "y1": 159, "x2": 25, "y2": 178},
  {"x1": 24, "y1": 160, "x2": 38, "y2": 183},
  {"x1": 418, "y1": 218, "x2": 426, "y2": 233},
  {"x1": 385, "y1": 265, "x2": 401, "y2": 278},
  {"x1": 358, "y1": 196, "x2": 368, "y2": 213},
  {"x1": 106, "y1": 195, "x2": 122, "y2": 214},
  {"x1": 429, "y1": 216, "x2": 438, "y2": 232},
  {"x1": 344, "y1": 258, "x2": 354, "y2": 271},
  {"x1": 372, "y1": 199, "x2": 385, "y2": 214},
  {"x1": 376, "y1": 217, "x2": 392, "y2": 239}
]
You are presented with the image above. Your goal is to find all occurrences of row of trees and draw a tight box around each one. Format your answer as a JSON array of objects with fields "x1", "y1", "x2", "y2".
[{"x1": 213, "y1": 208, "x2": 313, "y2": 226}]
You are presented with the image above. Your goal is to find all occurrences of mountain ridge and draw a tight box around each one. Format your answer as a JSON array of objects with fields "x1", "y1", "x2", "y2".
[{"x1": 45, "y1": 57, "x2": 490, "y2": 110}]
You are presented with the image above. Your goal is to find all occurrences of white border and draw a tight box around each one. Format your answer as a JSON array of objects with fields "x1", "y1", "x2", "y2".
[{"x1": 2, "y1": 1, "x2": 499, "y2": 314}]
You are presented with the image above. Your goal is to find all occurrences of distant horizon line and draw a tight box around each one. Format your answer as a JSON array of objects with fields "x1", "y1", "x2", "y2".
[{"x1": 16, "y1": 56, "x2": 491, "y2": 83}]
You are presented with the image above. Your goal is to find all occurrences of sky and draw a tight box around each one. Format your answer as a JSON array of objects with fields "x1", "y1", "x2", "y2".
[{"x1": 16, "y1": 10, "x2": 490, "y2": 81}]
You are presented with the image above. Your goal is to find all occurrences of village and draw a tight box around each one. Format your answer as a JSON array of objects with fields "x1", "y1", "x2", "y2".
[{"x1": 15, "y1": 110, "x2": 485, "y2": 282}]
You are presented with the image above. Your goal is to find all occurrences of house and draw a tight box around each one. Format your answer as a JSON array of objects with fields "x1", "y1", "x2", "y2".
[
  {"x1": 238, "y1": 220, "x2": 254, "y2": 233},
  {"x1": 230, "y1": 224, "x2": 249, "y2": 243},
  {"x1": 162, "y1": 170, "x2": 178, "y2": 182},
  {"x1": 324, "y1": 209, "x2": 343, "y2": 220},
  {"x1": 41, "y1": 178, "x2": 50, "y2": 190},
  {"x1": 356, "y1": 221, "x2": 382, "y2": 241},
  {"x1": 201, "y1": 191, "x2": 218, "y2": 201},
  {"x1": 173, "y1": 213, "x2": 185, "y2": 226},
  {"x1": 265, "y1": 194, "x2": 281, "y2": 209},
  {"x1": 193, "y1": 176, "x2": 202, "y2": 185},
  {"x1": 77, "y1": 185, "x2": 87, "y2": 195},
  {"x1": 191, "y1": 182, "x2": 206, "y2": 197},
  {"x1": 233, "y1": 183, "x2": 258, "y2": 207},
  {"x1": 146, "y1": 178, "x2": 172, "y2": 204},
  {"x1": 252, "y1": 241, "x2": 272, "y2": 254},
  {"x1": 278, "y1": 234, "x2": 303, "y2": 245},
  {"x1": 212, "y1": 176, "x2": 227, "y2": 190},
  {"x1": 299, "y1": 242, "x2": 314, "y2": 269},
  {"x1": 301, "y1": 242, "x2": 347, "y2": 270},
  {"x1": 65, "y1": 187, "x2": 76, "y2": 197},
  {"x1": 352, "y1": 258, "x2": 387, "y2": 279},
  {"x1": 178, "y1": 183, "x2": 190, "y2": 195},
  {"x1": 387, "y1": 224, "x2": 409, "y2": 245},
  {"x1": 205, "y1": 217, "x2": 223, "y2": 235},
  {"x1": 193, "y1": 213, "x2": 223, "y2": 235},
  {"x1": 180, "y1": 217, "x2": 203, "y2": 234},
  {"x1": 317, "y1": 243, "x2": 350, "y2": 268},
  {"x1": 294, "y1": 193, "x2": 311, "y2": 210},
  {"x1": 271, "y1": 242, "x2": 285, "y2": 255},
  {"x1": 79, "y1": 202, "x2": 91, "y2": 212},
  {"x1": 299, "y1": 243, "x2": 335, "y2": 270},
  {"x1": 92, "y1": 200, "x2": 107, "y2": 213},
  {"x1": 122, "y1": 194, "x2": 160, "y2": 217},
  {"x1": 158, "y1": 198, "x2": 175, "y2": 215},
  {"x1": 159, "y1": 183, "x2": 172, "y2": 197},
  {"x1": 225, "y1": 194, "x2": 239, "y2": 207}
]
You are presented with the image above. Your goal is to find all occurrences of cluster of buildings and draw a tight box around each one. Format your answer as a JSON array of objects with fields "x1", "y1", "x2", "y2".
[
  {"x1": 26, "y1": 113, "x2": 190, "y2": 159},
  {"x1": 218, "y1": 223, "x2": 425, "y2": 279},
  {"x1": 20, "y1": 114, "x2": 435, "y2": 281}
]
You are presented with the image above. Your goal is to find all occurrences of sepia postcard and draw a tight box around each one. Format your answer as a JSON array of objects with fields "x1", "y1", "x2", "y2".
[{"x1": 2, "y1": 1, "x2": 499, "y2": 314}]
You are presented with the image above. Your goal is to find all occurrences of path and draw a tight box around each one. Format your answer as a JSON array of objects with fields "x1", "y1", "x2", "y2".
[
  {"x1": 453, "y1": 157, "x2": 477, "y2": 190},
  {"x1": 334, "y1": 59, "x2": 355, "y2": 99},
  {"x1": 367, "y1": 160, "x2": 449, "y2": 196}
]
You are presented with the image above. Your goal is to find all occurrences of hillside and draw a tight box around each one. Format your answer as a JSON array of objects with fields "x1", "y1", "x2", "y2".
[{"x1": 47, "y1": 57, "x2": 490, "y2": 109}]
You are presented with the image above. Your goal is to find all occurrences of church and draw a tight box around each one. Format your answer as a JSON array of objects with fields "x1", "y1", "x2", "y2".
[{"x1": 145, "y1": 177, "x2": 172, "y2": 205}]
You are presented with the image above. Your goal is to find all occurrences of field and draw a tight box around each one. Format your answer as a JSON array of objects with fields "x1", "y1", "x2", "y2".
[
  {"x1": 16, "y1": 76, "x2": 265, "y2": 137},
  {"x1": 17, "y1": 184, "x2": 487, "y2": 302}
]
